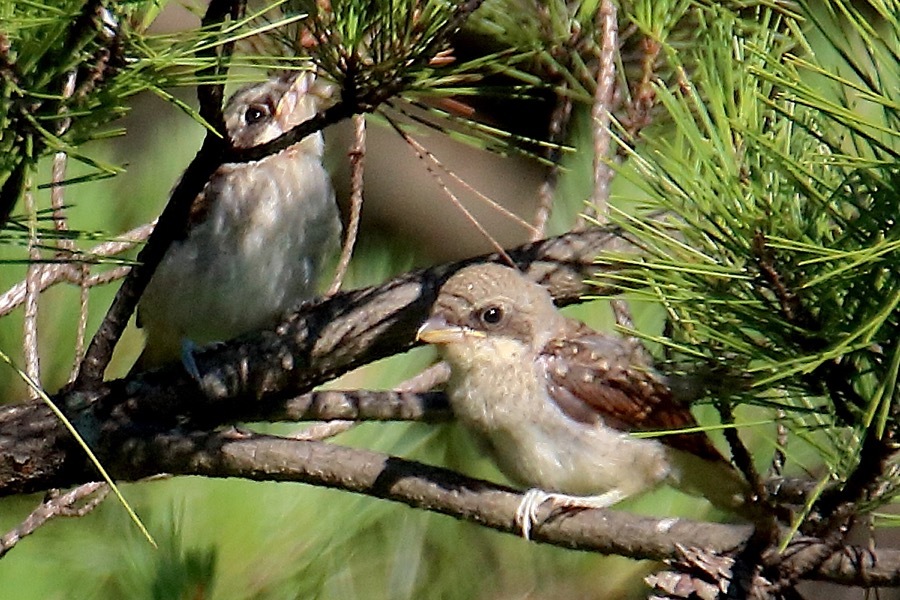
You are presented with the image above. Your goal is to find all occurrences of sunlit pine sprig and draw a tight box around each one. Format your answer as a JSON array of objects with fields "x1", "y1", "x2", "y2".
[{"x1": 594, "y1": 0, "x2": 899, "y2": 510}]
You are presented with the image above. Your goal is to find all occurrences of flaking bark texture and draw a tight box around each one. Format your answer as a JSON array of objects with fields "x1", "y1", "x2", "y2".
[{"x1": 0, "y1": 227, "x2": 636, "y2": 496}]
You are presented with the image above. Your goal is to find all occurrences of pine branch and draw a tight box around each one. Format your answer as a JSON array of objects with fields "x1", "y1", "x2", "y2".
[{"x1": 0, "y1": 226, "x2": 639, "y2": 495}]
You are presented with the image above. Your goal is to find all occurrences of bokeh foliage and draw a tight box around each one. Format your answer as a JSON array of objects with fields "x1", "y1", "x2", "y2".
[{"x1": 0, "y1": 0, "x2": 898, "y2": 598}]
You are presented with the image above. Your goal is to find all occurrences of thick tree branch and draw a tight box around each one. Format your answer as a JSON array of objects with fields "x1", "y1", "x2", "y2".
[
  {"x1": 0, "y1": 224, "x2": 892, "y2": 588},
  {"x1": 103, "y1": 428, "x2": 900, "y2": 587},
  {"x1": 120, "y1": 429, "x2": 754, "y2": 555},
  {"x1": 2, "y1": 394, "x2": 889, "y2": 587},
  {"x1": 0, "y1": 227, "x2": 637, "y2": 496}
]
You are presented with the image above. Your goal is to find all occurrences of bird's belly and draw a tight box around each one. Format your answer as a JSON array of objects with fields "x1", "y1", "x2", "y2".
[
  {"x1": 449, "y1": 372, "x2": 673, "y2": 498},
  {"x1": 488, "y1": 420, "x2": 673, "y2": 497},
  {"x1": 140, "y1": 157, "x2": 339, "y2": 347}
]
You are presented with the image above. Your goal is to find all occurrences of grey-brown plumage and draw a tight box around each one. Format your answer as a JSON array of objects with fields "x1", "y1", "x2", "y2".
[
  {"x1": 417, "y1": 263, "x2": 751, "y2": 538},
  {"x1": 136, "y1": 73, "x2": 340, "y2": 369}
]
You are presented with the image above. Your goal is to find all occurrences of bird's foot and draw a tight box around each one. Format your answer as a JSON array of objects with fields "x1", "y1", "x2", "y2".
[
  {"x1": 514, "y1": 488, "x2": 627, "y2": 540},
  {"x1": 180, "y1": 338, "x2": 226, "y2": 383},
  {"x1": 180, "y1": 338, "x2": 203, "y2": 381}
]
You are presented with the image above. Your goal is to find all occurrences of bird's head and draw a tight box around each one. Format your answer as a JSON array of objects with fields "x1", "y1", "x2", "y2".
[
  {"x1": 224, "y1": 71, "x2": 333, "y2": 153},
  {"x1": 417, "y1": 264, "x2": 564, "y2": 365}
]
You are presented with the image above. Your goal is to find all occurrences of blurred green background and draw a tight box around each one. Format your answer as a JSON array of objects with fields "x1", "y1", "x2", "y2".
[
  {"x1": 1, "y1": 1, "x2": 897, "y2": 598},
  {"x1": 0, "y1": 62, "x2": 713, "y2": 600}
]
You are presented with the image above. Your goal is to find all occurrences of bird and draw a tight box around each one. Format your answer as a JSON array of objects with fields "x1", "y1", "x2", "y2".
[
  {"x1": 134, "y1": 72, "x2": 340, "y2": 371},
  {"x1": 416, "y1": 263, "x2": 754, "y2": 539}
]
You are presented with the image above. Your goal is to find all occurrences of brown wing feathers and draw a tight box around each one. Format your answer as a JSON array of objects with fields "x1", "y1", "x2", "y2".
[{"x1": 540, "y1": 322, "x2": 727, "y2": 463}]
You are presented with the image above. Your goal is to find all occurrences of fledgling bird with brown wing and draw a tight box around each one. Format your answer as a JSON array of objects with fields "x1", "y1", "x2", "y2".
[
  {"x1": 135, "y1": 72, "x2": 340, "y2": 370},
  {"x1": 417, "y1": 263, "x2": 754, "y2": 538}
]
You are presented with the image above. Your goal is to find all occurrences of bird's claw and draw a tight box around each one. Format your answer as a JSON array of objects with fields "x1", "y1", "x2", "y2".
[
  {"x1": 180, "y1": 338, "x2": 226, "y2": 383},
  {"x1": 514, "y1": 488, "x2": 627, "y2": 540},
  {"x1": 180, "y1": 339, "x2": 202, "y2": 381},
  {"x1": 515, "y1": 489, "x2": 551, "y2": 540}
]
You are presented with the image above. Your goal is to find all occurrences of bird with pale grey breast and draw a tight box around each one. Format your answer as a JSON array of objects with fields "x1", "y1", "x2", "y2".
[
  {"x1": 135, "y1": 72, "x2": 340, "y2": 371},
  {"x1": 417, "y1": 263, "x2": 757, "y2": 539}
]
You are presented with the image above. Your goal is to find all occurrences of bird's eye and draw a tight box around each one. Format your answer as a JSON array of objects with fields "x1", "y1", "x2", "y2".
[
  {"x1": 479, "y1": 305, "x2": 504, "y2": 326},
  {"x1": 244, "y1": 104, "x2": 269, "y2": 125}
]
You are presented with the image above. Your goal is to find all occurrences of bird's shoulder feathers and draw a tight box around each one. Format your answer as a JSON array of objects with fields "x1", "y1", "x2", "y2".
[{"x1": 539, "y1": 321, "x2": 726, "y2": 463}]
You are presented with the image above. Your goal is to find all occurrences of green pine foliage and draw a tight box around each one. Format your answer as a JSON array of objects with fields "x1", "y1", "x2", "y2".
[
  {"x1": 0, "y1": 0, "x2": 897, "y2": 598},
  {"x1": 605, "y1": 0, "x2": 899, "y2": 516}
]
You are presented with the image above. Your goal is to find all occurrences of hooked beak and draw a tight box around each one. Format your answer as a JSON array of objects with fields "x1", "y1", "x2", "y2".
[
  {"x1": 416, "y1": 316, "x2": 484, "y2": 344},
  {"x1": 274, "y1": 72, "x2": 313, "y2": 125},
  {"x1": 275, "y1": 72, "x2": 336, "y2": 125}
]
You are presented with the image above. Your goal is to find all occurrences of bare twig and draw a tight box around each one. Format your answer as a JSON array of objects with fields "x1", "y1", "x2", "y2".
[
  {"x1": 384, "y1": 115, "x2": 516, "y2": 265},
  {"x1": 70, "y1": 268, "x2": 91, "y2": 379},
  {"x1": 23, "y1": 186, "x2": 41, "y2": 399},
  {"x1": 0, "y1": 223, "x2": 152, "y2": 318},
  {"x1": 79, "y1": 266, "x2": 132, "y2": 288},
  {"x1": 294, "y1": 354, "x2": 452, "y2": 442},
  {"x1": 328, "y1": 113, "x2": 366, "y2": 295},
  {"x1": 771, "y1": 409, "x2": 788, "y2": 478},
  {"x1": 48, "y1": 68, "x2": 90, "y2": 380},
  {"x1": 50, "y1": 70, "x2": 78, "y2": 253},
  {"x1": 533, "y1": 93, "x2": 572, "y2": 240},
  {"x1": 0, "y1": 482, "x2": 108, "y2": 559},
  {"x1": 292, "y1": 362, "x2": 453, "y2": 441},
  {"x1": 292, "y1": 421, "x2": 356, "y2": 441},
  {"x1": 583, "y1": 1, "x2": 638, "y2": 337},
  {"x1": 394, "y1": 362, "x2": 451, "y2": 393},
  {"x1": 387, "y1": 105, "x2": 539, "y2": 236},
  {"x1": 581, "y1": 0, "x2": 618, "y2": 227},
  {"x1": 295, "y1": 361, "x2": 456, "y2": 442}
]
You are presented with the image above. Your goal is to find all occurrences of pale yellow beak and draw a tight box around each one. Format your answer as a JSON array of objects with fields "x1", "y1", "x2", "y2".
[
  {"x1": 274, "y1": 72, "x2": 312, "y2": 123},
  {"x1": 275, "y1": 72, "x2": 336, "y2": 122},
  {"x1": 416, "y1": 317, "x2": 485, "y2": 344}
]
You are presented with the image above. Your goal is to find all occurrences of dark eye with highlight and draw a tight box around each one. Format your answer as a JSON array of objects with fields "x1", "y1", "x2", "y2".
[
  {"x1": 244, "y1": 104, "x2": 269, "y2": 125},
  {"x1": 479, "y1": 305, "x2": 504, "y2": 326}
]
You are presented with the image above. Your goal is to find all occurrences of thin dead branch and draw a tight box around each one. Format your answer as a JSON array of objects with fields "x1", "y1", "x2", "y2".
[
  {"x1": 329, "y1": 113, "x2": 366, "y2": 295},
  {"x1": 584, "y1": 0, "x2": 618, "y2": 226},
  {"x1": 533, "y1": 92, "x2": 572, "y2": 240},
  {"x1": 23, "y1": 187, "x2": 41, "y2": 398},
  {"x1": 0, "y1": 223, "x2": 152, "y2": 318},
  {"x1": 0, "y1": 482, "x2": 108, "y2": 559}
]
